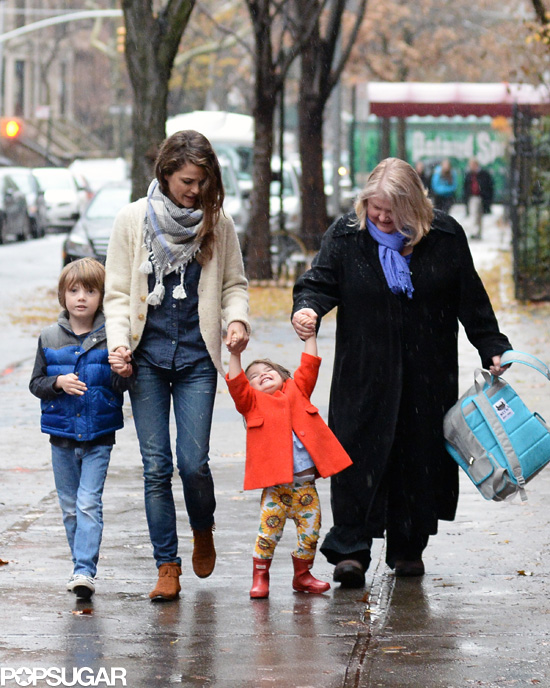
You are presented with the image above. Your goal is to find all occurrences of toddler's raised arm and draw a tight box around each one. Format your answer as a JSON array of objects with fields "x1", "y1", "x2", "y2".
[
  {"x1": 304, "y1": 331, "x2": 318, "y2": 357},
  {"x1": 228, "y1": 351, "x2": 242, "y2": 380}
]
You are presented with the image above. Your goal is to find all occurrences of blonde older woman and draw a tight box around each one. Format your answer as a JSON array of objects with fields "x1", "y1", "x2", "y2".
[{"x1": 292, "y1": 158, "x2": 510, "y2": 587}]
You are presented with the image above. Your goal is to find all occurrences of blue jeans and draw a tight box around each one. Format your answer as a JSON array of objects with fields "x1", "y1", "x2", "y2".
[
  {"x1": 51, "y1": 443, "x2": 112, "y2": 578},
  {"x1": 130, "y1": 358, "x2": 217, "y2": 567}
]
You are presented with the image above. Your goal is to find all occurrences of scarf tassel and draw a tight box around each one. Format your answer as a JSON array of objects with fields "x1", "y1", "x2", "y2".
[
  {"x1": 172, "y1": 267, "x2": 188, "y2": 300},
  {"x1": 139, "y1": 259, "x2": 154, "y2": 275},
  {"x1": 146, "y1": 282, "x2": 165, "y2": 306},
  {"x1": 172, "y1": 284, "x2": 187, "y2": 300}
]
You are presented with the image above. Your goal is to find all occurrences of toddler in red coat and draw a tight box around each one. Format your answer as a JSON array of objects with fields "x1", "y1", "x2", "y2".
[{"x1": 226, "y1": 323, "x2": 352, "y2": 598}]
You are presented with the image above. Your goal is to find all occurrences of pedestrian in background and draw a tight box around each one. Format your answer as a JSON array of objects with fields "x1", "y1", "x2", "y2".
[
  {"x1": 226, "y1": 322, "x2": 351, "y2": 599},
  {"x1": 414, "y1": 160, "x2": 431, "y2": 193},
  {"x1": 292, "y1": 157, "x2": 511, "y2": 588},
  {"x1": 104, "y1": 130, "x2": 250, "y2": 602},
  {"x1": 464, "y1": 158, "x2": 494, "y2": 240},
  {"x1": 430, "y1": 158, "x2": 458, "y2": 213},
  {"x1": 29, "y1": 258, "x2": 133, "y2": 600}
]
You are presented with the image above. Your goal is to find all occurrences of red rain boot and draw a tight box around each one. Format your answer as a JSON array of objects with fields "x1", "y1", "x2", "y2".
[
  {"x1": 291, "y1": 554, "x2": 330, "y2": 594},
  {"x1": 250, "y1": 557, "x2": 271, "y2": 598}
]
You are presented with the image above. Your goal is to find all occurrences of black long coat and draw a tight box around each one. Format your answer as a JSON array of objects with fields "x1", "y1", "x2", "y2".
[{"x1": 292, "y1": 210, "x2": 511, "y2": 561}]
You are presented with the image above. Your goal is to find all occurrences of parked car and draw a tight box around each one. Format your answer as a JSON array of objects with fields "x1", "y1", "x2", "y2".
[
  {"x1": 69, "y1": 158, "x2": 129, "y2": 194},
  {"x1": 9, "y1": 167, "x2": 47, "y2": 238},
  {"x1": 215, "y1": 143, "x2": 253, "y2": 194},
  {"x1": 0, "y1": 168, "x2": 31, "y2": 243},
  {"x1": 219, "y1": 155, "x2": 249, "y2": 249},
  {"x1": 32, "y1": 167, "x2": 85, "y2": 231},
  {"x1": 62, "y1": 181, "x2": 131, "y2": 265},
  {"x1": 70, "y1": 171, "x2": 94, "y2": 211}
]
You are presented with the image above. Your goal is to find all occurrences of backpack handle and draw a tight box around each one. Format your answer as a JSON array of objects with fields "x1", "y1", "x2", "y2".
[{"x1": 500, "y1": 350, "x2": 550, "y2": 381}]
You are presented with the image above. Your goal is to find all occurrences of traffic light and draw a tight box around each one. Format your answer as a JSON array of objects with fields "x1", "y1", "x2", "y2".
[
  {"x1": 0, "y1": 118, "x2": 22, "y2": 139},
  {"x1": 116, "y1": 25, "x2": 126, "y2": 53}
]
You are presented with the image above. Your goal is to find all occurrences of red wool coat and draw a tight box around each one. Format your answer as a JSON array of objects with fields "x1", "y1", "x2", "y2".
[{"x1": 226, "y1": 353, "x2": 352, "y2": 490}]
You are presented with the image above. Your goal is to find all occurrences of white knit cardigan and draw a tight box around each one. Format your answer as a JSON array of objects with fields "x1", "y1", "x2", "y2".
[{"x1": 104, "y1": 197, "x2": 250, "y2": 376}]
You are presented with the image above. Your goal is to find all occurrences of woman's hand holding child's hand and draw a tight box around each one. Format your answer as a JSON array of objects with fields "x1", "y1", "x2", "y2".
[
  {"x1": 226, "y1": 321, "x2": 249, "y2": 354},
  {"x1": 292, "y1": 308, "x2": 317, "y2": 341},
  {"x1": 109, "y1": 347, "x2": 133, "y2": 378},
  {"x1": 55, "y1": 373, "x2": 87, "y2": 396}
]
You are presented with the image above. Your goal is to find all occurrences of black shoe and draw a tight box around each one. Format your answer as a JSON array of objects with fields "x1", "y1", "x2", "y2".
[
  {"x1": 333, "y1": 559, "x2": 365, "y2": 588},
  {"x1": 394, "y1": 559, "x2": 425, "y2": 577}
]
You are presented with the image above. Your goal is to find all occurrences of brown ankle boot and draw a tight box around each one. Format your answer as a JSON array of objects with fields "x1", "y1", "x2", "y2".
[
  {"x1": 149, "y1": 562, "x2": 182, "y2": 601},
  {"x1": 192, "y1": 526, "x2": 216, "y2": 578},
  {"x1": 291, "y1": 554, "x2": 330, "y2": 594}
]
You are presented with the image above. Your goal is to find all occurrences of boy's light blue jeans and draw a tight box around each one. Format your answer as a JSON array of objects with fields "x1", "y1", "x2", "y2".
[
  {"x1": 51, "y1": 443, "x2": 111, "y2": 578},
  {"x1": 129, "y1": 358, "x2": 217, "y2": 568}
]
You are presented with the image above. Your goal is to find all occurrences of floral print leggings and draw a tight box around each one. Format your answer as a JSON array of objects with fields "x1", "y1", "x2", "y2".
[{"x1": 253, "y1": 480, "x2": 322, "y2": 561}]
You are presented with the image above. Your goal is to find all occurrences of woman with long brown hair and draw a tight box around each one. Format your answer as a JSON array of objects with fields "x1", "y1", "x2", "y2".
[{"x1": 104, "y1": 130, "x2": 250, "y2": 601}]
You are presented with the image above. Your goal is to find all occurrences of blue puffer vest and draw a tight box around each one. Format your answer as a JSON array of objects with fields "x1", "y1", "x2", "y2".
[{"x1": 40, "y1": 312, "x2": 124, "y2": 441}]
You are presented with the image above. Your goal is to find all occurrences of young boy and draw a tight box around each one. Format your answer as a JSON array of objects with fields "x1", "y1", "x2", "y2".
[
  {"x1": 226, "y1": 324, "x2": 352, "y2": 598},
  {"x1": 30, "y1": 258, "x2": 132, "y2": 600}
]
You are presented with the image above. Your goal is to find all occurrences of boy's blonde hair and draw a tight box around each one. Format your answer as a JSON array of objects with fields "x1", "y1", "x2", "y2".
[
  {"x1": 354, "y1": 157, "x2": 434, "y2": 246},
  {"x1": 244, "y1": 358, "x2": 292, "y2": 382},
  {"x1": 58, "y1": 258, "x2": 105, "y2": 310}
]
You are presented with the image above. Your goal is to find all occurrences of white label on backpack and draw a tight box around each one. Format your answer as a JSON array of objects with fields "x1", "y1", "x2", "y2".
[{"x1": 493, "y1": 398, "x2": 514, "y2": 422}]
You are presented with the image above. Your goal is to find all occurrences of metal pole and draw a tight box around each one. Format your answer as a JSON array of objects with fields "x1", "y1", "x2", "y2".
[{"x1": 0, "y1": 9, "x2": 122, "y2": 44}]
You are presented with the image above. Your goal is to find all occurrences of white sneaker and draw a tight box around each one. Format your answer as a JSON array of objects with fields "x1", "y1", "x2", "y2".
[{"x1": 67, "y1": 574, "x2": 95, "y2": 600}]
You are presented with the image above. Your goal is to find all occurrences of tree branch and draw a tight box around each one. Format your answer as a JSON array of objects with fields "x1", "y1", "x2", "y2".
[
  {"x1": 274, "y1": 0, "x2": 330, "y2": 79},
  {"x1": 331, "y1": 0, "x2": 368, "y2": 84},
  {"x1": 195, "y1": 0, "x2": 254, "y2": 55},
  {"x1": 157, "y1": 0, "x2": 196, "y2": 69},
  {"x1": 532, "y1": 0, "x2": 548, "y2": 24},
  {"x1": 174, "y1": 26, "x2": 251, "y2": 66}
]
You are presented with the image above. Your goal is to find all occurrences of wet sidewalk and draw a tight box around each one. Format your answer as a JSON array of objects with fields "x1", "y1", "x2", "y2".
[{"x1": 1, "y1": 207, "x2": 550, "y2": 687}]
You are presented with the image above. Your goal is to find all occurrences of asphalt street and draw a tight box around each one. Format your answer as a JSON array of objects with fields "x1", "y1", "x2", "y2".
[{"x1": 1, "y1": 207, "x2": 550, "y2": 687}]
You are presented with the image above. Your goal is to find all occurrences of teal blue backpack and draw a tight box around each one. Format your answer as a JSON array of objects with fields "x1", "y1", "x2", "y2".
[{"x1": 444, "y1": 351, "x2": 550, "y2": 501}]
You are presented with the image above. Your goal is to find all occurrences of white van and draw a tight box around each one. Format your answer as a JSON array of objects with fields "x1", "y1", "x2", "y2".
[{"x1": 166, "y1": 111, "x2": 254, "y2": 192}]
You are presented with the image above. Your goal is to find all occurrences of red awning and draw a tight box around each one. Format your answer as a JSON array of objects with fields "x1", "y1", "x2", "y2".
[{"x1": 365, "y1": 82, "x2": 550, "y2": 118}]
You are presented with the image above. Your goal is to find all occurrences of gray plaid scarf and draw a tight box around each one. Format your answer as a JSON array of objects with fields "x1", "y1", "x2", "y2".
[{"x1": 139, "y1": 179, "x2": 204, "y2": 306}]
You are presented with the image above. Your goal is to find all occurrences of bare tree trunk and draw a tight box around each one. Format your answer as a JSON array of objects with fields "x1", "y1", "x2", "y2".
[
  {"x1": 244, "y1": 0, "x2": 331, "y2": 279},
  {"x1": 245, "y1": 1, "x2": 278, "y2": 279},
  {"x1": 124, "y1": 34, "x2": 170, "y2": 199},
  {"x1": 297, "y1": 15, "x2": 328, "y2": 251},
  {"x1": 122, "y1": 0, "x2": 195, "y2": 201},
  {"x1": 293, "y1": 0, "x2": 368, "y2": 247},
  {"x1": 247, "y1": 87, "x2": 276, "y2": 279},
  {"x1": 298, "y1": 95, "x2": 326, "y2": 250}
]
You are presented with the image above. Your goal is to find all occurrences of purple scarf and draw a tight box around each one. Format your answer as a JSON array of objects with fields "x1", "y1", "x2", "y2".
[{"x1": 366, "y1": 218, "x2": 414, "y2": 299}]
